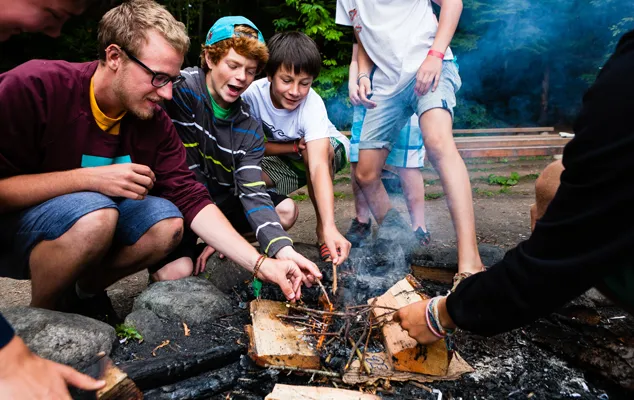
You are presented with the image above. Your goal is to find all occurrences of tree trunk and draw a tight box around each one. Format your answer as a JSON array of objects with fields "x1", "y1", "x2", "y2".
[{"x1": 539, "y1": 66, "x2": 550, "y2": 125}]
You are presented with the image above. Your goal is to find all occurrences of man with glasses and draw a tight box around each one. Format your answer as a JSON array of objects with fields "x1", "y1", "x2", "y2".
[{"x1": 0, "y1": 0, "x2": 309, "y2": 323}]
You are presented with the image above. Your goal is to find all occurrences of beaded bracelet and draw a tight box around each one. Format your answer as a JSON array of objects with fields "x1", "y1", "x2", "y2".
[
  {"x1": 426, "y1": 296, "x2": 456, "y2": 338},
  {"x1": 253, "y1": 254, "x2": 267, "y2": 279}
]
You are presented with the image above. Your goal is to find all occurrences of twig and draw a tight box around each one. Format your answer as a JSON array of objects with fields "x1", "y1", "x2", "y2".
[
  {"x1": 289, "y1": 305, "x2": 354, "y2": 318},
  {"x1": 302, "y1": 332, "x2": 340, "y2": 336},
  {"x1": 264, "y1": 364, "x2": 340, "y2": 378},
  {"x1": 360, "y1": 299, "x2": 377, "y2": 372},
  {"x1": 344, "y1": 325, "x2": 368, "y2": 372},
  {"x1": 315, "y1": 278, "x2": 332, "y2": 307},
  {"x1": 332, "y1": 262, "x2": 338, "y2": 295},
  {"x1": 347, "y1": 336, "x2": 371, "y2": 374}
]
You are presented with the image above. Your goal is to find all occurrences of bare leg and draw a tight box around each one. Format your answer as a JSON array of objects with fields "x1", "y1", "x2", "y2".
[
  {"x1": 397, "y1": 167, "x2": 427, "y2": 231},
  {"x1": 530, "y1": 160, "x2": 564, "y2": 231},
  {"x1": 276, "y1": 198, "x2": 298, "y2": 230},
  {"x1": 78, "y1": 217, "x2": 184, "y2": 293},
  {"x1": 153, "y1": 257, "x2": 194, "y2": 282},
  {"x1": 354, "y1": 148, "x2": 391, "y2": 224},
  {"x1": 350, "y1": 162, "x2": 372, "y2": 224},
  {"x1": 419, "y1": 109, "x2": 483, "y2": 274},
  {"x1": 29, "y1": 209, "x2": 119, "y2": 309}
]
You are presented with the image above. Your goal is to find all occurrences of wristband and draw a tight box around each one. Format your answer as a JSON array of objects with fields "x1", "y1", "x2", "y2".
[
  {"x1": 356, "y1": 72, "x2": 370, "y2": 86},
  {"x1": 427, "y1": 49, "x2": 445, "y2": 60},
  {"x1": 253, "y1": 254, "x2": 267, "y2": 279}
]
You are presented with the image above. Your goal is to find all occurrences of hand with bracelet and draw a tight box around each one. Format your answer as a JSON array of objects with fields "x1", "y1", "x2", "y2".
[
  {"x1": 356, "y1": 72, "x2": 377, "y2": 109},
  {"x1": 293, "y1": 137, "x2": 306, "y2": 157},
  {"x1": 252, "y1": 254, "x2": 305, "y2": 301},
  {"x1": 393, "y1": 295, "x2": 457, "y2": 344},
  {"x1": 415, "y1": 49, "x2": 445, "y2": 96}
]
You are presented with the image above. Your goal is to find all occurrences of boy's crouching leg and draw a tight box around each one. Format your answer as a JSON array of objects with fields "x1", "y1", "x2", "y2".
[
  {"x1": 531, "y1": 160, "x2": 564, "y2": 231},
  {"x1": 276, "y1": 198, "x2": 299, "y2": 230}
]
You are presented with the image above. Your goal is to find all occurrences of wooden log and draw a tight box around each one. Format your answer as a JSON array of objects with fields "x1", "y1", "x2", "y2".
[
  {"x1": 453, "y1": 127, "x2": 554, "y2": 134},
  {"x1": 142, "y1": 362, "x2": 241, "y2": 400},
  {"x1": 411, "y1": 264, "x2": 456, "y2": 285},
  {"x1": 120, "y1": 344, "x2": 244, "y2": 391},
  {"x1": 454, "y1": 136, "x2": 571, "y2": 149},
  {"x1": 265, "y1": 384, "x2": 381, "y2": 400},
  {"x1": 72, "y1": 356, "x2": 142, "y2": 400},
  {"x1": 370, "y1": 276, "x2": 451, "y2": 376},
  {"x1": 246, "y1": 300, "x2": 321, "y2": 369}
]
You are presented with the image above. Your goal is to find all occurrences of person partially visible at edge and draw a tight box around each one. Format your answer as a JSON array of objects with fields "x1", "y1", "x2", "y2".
[
  {"x1": 336, "y1": 0, "x2": 485, "y2": 288},
  {"x1": 241, "y1": 32, "x2": 352, "y2": 265},
  {"x1": 160, "y1": 17, "x2": 321, "y2": 283},
  {"x1": 345, "y1": 33, "x2": 430, "y2": 249},
  {"x1": 394, "y1": 30, "x2": 634, "y2": 344},
  {"x1": 0, "y1": 1, "x2": 111, "y2": 398},
  {"x1": 0, "y1": 0, "x2": 95, "y2": 40}
]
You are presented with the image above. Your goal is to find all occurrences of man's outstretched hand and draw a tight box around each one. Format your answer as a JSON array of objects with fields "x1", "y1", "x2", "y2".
[{"x1": 0, "y1": 336, "x2": 105, "y2": 399}]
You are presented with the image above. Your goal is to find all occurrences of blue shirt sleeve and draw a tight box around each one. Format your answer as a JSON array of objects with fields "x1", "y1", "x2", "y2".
[{"x1": 0, "y1": 312, "x2": 15, "y2": 349}]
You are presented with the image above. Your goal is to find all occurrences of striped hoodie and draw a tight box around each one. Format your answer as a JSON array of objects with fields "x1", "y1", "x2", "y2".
[{"x1": 164, "y1": 67, "x2": 293, "y2": 256}]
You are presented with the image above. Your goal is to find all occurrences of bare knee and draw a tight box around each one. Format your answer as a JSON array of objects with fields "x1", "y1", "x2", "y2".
[
  {"x1": 143, "y1": 218, "x2": 184, "y2": 256},
  {"x1": 51, "y1": 208, "x2": 118, "y2": 251},
  {"x1": 354, "y1": 166, "x2": 382, "y2": 188},
  {"x1": 152, "y1": 257, "x2": 193, "y2": 281},
  {"x1": 276, "y1": 198, "x2": 298, "y2": 230}
]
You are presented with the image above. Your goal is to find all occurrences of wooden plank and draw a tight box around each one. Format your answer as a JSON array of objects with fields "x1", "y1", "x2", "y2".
[
  {"x1": 246, "y1": 300, "x2": 321, "y2": 369},
  {"x1": 453, "y1": 127, "x2": 554, "y2": 134},
  {"x1": 369, "y1": 277, "x2": 450, "y2": 376},
  {"x1": 265, "y1": 384, "x2": 381, "y2": 399},
  {"x1": 455, "y1": 137, "x2": 571, "y2": 149},
  {"x1": 459, "y1": 146, "x2": 565, "y2": 158},
  {"x1": 411, "y1": 265, "x2": 456, "y2": 284},
  {"x1": 96, "y1": 357, "x2": 143, "y2": 400}
]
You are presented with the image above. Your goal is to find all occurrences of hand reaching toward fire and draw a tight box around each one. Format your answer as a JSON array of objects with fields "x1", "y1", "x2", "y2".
[
  {"x1": 275, "y1": 246, "x2": 322, "y2": 287},
  {"x1": 394, "y1": 296, "x2": 457, "y2": 344},
  {"x1": 256, "y1": 257, "x2": 304, "y2": 302},
  {"x1": 322, "y1": 227, "x2": 351, "y2": 266}
]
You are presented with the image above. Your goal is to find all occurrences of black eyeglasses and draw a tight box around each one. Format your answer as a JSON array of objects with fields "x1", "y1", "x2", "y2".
[{"x1": 119, "y1": 47, "x2": 185, "y2": 88}]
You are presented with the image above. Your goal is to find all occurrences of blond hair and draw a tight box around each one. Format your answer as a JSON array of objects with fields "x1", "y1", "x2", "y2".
[
  {"x1": 98, "y1": 0, "x2": 190, "y2": 60},
  {"x1": 200, "y1": 25, "x2": 268, "y2": 73}
]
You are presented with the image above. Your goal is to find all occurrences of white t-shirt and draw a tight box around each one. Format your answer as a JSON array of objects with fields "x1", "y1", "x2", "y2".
[
  {"x1": 241, "y1": 78, "x2": 350, "y2": 156},
  {"x1": 336, "y1": 0, "x2": 454, "y2": 98}
]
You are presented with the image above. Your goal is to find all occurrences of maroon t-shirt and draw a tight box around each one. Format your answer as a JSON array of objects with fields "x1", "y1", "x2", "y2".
[{"x1": 0, "y1": 60, "x2": 212, "y2": 226}]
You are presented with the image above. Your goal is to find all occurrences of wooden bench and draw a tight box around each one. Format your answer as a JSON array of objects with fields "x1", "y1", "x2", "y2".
[{"x1": 341, "y1": 127, "x2": 572, "y2": 159}]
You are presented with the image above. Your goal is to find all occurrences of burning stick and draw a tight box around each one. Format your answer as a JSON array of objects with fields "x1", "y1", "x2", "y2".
[
  {"x1": 315, "y1": 278, "x2": 332, "y2": 308},
  {"x1": 332, "y1": 262, "x2": 338, "y2": 295},
  {"x1": 346, "y1": 336, "x2": 372, "y2": 375},
  {"x1": 264, "y1": 365, "x2": 341, "y2": 378}
]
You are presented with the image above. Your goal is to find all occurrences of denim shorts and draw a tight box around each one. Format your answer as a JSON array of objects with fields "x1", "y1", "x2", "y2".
[
  {"x1": 359, "y1": 60, "x2": 461, "y2": 152},
  {"x1": 0, "y1": 192, "x2": 182, "y2": 279},
  {"x1": 350, "y1": 106, "x2": 426, "y2": 168}
]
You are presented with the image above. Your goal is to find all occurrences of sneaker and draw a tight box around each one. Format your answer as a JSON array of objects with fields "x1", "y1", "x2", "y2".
[
  {"x1": 57, "y1": 286, "x2": 122, "y2": 325},
  {"x1": 414, "y1": 227, "x2": 431, "y2": 246},
  {"x1": 376, "y1": 209, "x2": 419, "y2": 258},
  {"x1": 345, "y1": 218, "x2": 372, "y2": 247}
]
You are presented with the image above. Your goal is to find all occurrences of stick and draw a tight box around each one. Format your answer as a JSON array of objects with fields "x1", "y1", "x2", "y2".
[
  {"x1": 347, "y1": 336, "x2": 372, "y2": 374},
  {"x1": 332, "y1": 262, "x2": 338, "y2": 295},
  {"x1": 315, "y1": 278, "x2": 332, "y2": 308},
  {"x1": 360, "y1": 299, "x2": 377, "y2": 373},
  {"x1": 289, "y1": 305, "x2": 354, "y2": 318},
  {"x1": 264, "y1": 364, "x2": 341, "y2": 378}
]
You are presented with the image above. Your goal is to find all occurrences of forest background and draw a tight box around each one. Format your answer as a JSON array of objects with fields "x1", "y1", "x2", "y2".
[{"x1": 1, "y1": 0, "x2": 632, "y2": 130}]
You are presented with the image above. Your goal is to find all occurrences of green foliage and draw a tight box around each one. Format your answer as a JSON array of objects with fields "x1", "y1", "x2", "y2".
[
  {"x1": 291, "y1": 192, "x2": 309, "y2": 201},
  {"x1": 425, "y1": 192, "x2": 445, "y2": 200},
  {"x1": 334, "y1": 191, "x2": 352, "y2": 199},
  {"x1": 333, "y1": 176, "x2": 351, "y2": 185},
  {"x1": 487, "y1": 172, "x2": 520, "y2": 186},
  {"x1": 116, "y1": 324, "x2": 143, "y2": 342}
]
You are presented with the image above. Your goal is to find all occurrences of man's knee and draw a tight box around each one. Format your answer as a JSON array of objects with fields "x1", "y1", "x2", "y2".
[
  {"x1": 59, "y1": 208, "x2": 119, "y2": 247},
  {"x1": 152, "y1": 257, "x2": 193, "y2": 281},
  {"x1": 143, "y1": 217, "x2": 184, "y2": 255},
  {"x1": 276, "y1": 198, "x2": 298, "y2": 230}
]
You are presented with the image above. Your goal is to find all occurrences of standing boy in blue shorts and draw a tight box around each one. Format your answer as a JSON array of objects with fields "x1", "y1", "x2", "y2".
[
  {"x1": 346, "y1": 39, "x2": 429, "y2": 249},
  {"x1": 241, "y1": 32, "x2": 351, "y2": 265},
  {"x1": 336, "y1": 0, "x2": 484, "y2": 285}
]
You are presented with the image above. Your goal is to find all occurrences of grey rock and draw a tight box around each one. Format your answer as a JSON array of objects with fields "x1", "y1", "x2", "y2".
[
  {"x1": 2, "y1": 307, "x2": 115, "y2": 368},
  {"x1": 124, "y1": 309, "x2": 164, "y2": 344},
  {"x1": 203, "y1": 253, "x2": 251, "y2": 293},
  {"x1": 583, "y1": 288, "x2": 613, "y2": 307},
  {"x1": 133, "y1": 277, "x2": 232, "y2": 324}
]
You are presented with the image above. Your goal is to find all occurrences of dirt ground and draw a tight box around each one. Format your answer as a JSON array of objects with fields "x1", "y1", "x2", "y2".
[{"x1": 0, "y1": 157, "x2": 546, "y2": 312}]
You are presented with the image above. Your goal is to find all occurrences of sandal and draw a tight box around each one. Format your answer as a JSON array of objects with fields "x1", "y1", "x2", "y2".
[
  {"x1": 451, "y1": 267, "x2": 486, "y2": 292},
  {"x1": 317, "y1": 243, "x2": 341, "y2": 263}
]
